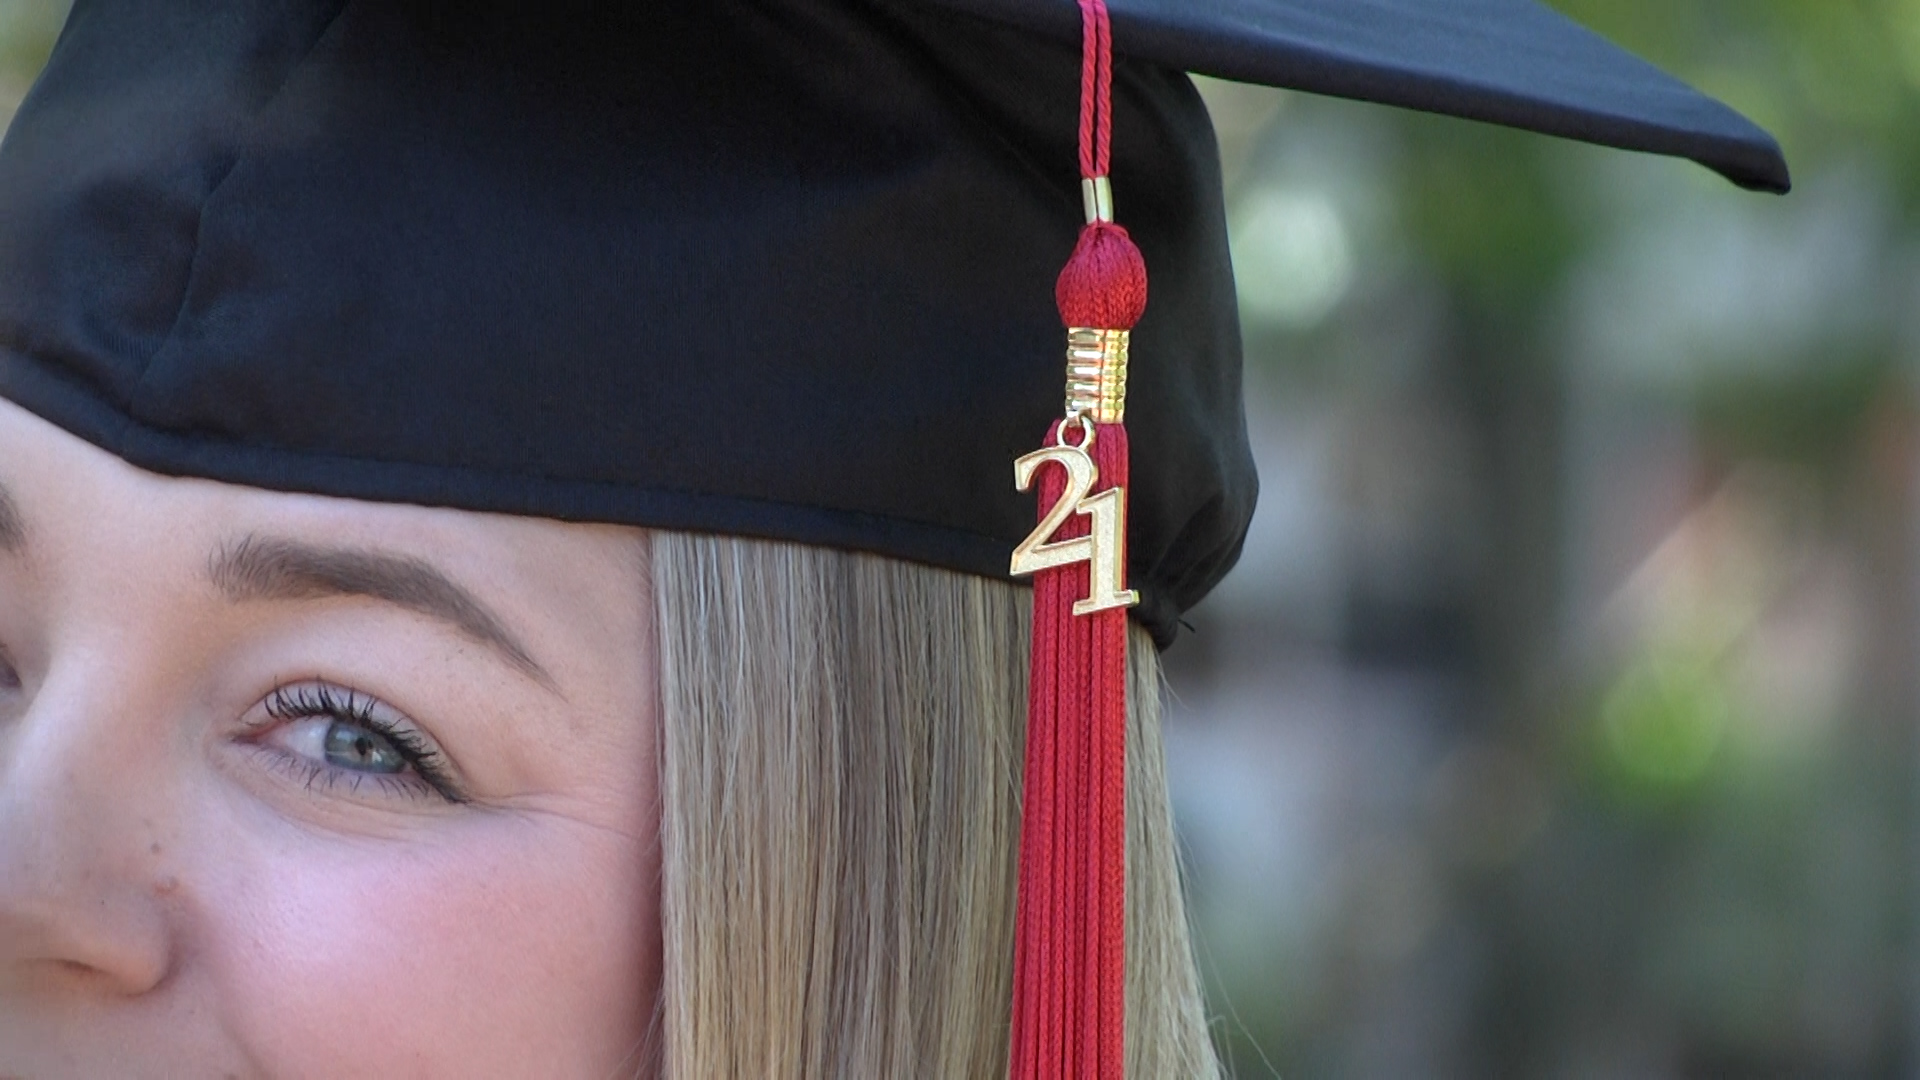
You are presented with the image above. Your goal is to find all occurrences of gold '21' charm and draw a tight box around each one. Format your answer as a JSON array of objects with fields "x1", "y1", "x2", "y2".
[{"x1": 1010, "y1": 422, "x2": 1140, "y2": 616}]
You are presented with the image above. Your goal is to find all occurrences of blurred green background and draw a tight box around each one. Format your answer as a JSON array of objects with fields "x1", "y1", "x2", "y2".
[
  {"x1": 1, "y1": 1, "x2": 1909, "y2": 1076},
  {"x1": 1169, "y1": 2, "x2": 1920, "y2": 1076}
]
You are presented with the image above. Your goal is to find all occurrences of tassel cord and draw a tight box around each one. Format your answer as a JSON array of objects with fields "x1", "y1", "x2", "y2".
[
  {"x1": 1011, "y1": 0, "x2": 1141, "y2": 1075},
  {"x1": 1076, "y1": 0, "x2": 1114, "y2": 180}
]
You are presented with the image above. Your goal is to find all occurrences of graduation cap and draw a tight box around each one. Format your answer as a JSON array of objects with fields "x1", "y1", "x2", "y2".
[{"x1": 0, "y1": 0, "x2": 1785, "y2": 1075}]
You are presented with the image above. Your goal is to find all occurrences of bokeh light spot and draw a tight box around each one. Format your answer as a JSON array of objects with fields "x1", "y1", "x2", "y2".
[
  {"x1": 1600, "y1": 657, "x2": 1729, "y2": 787},
  {"x1": 1230, "y1": 187, "x2": 1354, "y2": 329}
]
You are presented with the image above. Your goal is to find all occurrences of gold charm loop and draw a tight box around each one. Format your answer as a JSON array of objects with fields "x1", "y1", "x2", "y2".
[{"x1": 1057, "y1": 411, "x2": 1096, "y2": 452}]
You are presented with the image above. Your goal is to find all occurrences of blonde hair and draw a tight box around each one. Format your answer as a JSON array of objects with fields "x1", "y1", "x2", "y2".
[{"x1": 651, "y1": 533, "x2": 1221, "y2": 1078}]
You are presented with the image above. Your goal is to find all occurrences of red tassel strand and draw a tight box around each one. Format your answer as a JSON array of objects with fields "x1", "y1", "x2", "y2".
[
  {"x1": 1010, "y1": 0, "x2": 1142, "y2": 1076},
  {"x1": 1089, "y1": 426, "x2": 1128, "y2": 1077}
]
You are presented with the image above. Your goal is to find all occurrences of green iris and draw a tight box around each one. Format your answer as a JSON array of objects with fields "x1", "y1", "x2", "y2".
[{"x1": 323, "y1": 721, "x2": 409, "y2": 775}]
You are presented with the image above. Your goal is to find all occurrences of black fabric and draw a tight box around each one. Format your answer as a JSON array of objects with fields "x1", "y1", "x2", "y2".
[{"x1": 0, "y1": 0, "x2": 1785, "y2": 648}]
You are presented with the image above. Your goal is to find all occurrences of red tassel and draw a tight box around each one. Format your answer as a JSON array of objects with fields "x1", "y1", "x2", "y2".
[{"x1": 1011, "y1": 0, "x2": 1138, "y2": 1076}]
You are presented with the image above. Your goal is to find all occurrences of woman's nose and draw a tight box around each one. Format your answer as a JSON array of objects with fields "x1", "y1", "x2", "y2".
[{"x1": 0, "y1": 674, "x2": 175, "y2": 997}]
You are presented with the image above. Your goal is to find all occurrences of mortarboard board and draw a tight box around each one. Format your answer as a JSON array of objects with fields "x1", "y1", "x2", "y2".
[{"x1": 0, "y1": 1, "x2": 1785, "y2": 1076}]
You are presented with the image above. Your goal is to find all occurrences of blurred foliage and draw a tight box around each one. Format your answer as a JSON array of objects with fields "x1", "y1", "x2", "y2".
[
  {"x1": 0, "y1": 0, "x2": 63, "y2": 89},
  {"x1": 1189, "y1": 1, "x2": 1920, "y2": 1077},
  {"x1": 1395, "y1": 117, "x2": 1589, "y2": 323},
  {"x1": 1692, "y1": 358, "x2": 1896, "y2": 468}
]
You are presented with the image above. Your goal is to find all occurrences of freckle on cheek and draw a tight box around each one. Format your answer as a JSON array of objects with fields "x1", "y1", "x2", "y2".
[{"x1": 151, "y1": 842, "x2": 163, "y2": 856}]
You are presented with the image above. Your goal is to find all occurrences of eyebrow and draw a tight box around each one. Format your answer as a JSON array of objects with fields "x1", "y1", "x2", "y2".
[
  {"x1": 0, "y1": 479, "x2": 23, "y2": 553},
  {"x1": 209, "y1": 535, "x2": 554, "y2": 690}
]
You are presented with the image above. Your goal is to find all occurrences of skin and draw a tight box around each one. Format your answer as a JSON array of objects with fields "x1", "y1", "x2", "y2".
[{"x1": 0, "y1": 398, "x2": 662, "y2": 1078}]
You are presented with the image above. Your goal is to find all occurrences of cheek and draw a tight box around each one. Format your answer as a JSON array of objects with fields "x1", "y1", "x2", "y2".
[{"x1": 206, "y1": 817, "x2": 658, "y2": 1079}]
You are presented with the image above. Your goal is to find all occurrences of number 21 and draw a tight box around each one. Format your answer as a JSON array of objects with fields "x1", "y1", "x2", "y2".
[{"x1": 1010, "y1": 443, "x2": 1140, "y2": 616}]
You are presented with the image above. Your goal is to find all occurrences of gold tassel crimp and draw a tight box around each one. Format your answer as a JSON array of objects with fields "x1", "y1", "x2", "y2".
[{"x1": 1063, "y1": 327, "x2": 1129, "y2": 424}]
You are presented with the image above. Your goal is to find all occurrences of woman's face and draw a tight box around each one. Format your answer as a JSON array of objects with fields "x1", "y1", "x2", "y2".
[{"x1": 0, "y1": 399, "x2": 662, "y2": 1077}]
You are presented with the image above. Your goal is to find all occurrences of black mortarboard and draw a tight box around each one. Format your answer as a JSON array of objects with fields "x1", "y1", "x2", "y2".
[{"x1": 0, "y1": 0, "x2": 1786, "y2": 651}]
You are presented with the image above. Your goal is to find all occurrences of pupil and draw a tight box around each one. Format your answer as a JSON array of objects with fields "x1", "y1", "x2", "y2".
[{"x1": 323, "y1": 721, "x2": 406, "y2": 774}]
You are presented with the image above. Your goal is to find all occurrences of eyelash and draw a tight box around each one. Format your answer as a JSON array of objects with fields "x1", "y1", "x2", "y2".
[{"x1": 258, "y1": 682, "x2": 468, "y2": 805}]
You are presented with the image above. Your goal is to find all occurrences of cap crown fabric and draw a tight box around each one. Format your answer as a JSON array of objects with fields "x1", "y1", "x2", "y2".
[{"x1": 0, "y1": 0, "x2": 1248, "y2": 644}]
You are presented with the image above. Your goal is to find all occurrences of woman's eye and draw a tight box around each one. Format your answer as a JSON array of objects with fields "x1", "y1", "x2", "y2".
[{"x1": 246, "y1": 683, "x2": 467, "y2": 804}]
